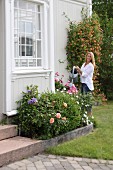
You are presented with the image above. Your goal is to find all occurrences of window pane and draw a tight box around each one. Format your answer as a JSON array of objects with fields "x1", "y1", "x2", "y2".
[
  {"x1": 37, "y1": 5, "x2": 40, "y2": 12},
  {"x1": 14, "y1": 43, "x2": 18, "y2": 58},
  {"x1": 37, "y1": 59, "x2": 41, "y2": 66},
  {"x1": 22, "y1": 37, "x2": 25, "y2": 44},
  {"x1": 19, "y1": 21, "x2": 25, "y2": 32},
  {"x1": 26, "y1": 46, "x2": 33, "y2": 56},
  {"x1": 29, "y1": 59, "x2": 36, "y2": 67},
  {"x1": 26, "y1": 22, "x2": 33, "y2": 33},
  {"x1": 28, "y1": 3, "x2": 35, "y2": 11},
  {"x1": 37, "y1": 32, "x2": 41, "y2": 39},
  {"x1": 14, "y1": 1, "x2": 18, "y2": 8},
  {"x1": 26, "y1": 37, "x2": 33, "y2": 44},
  {"x1": 37, "y1": 14, "x2": 41, "y2": 31},
  {"x1": 20, "y1": 59, "x2": 28, "y2": 67},
  {"x1": 15, "y1": 59, "x2": 20, "y2": 67},
  {"x1": 19, "y1": 1, "x2": 27, "y2": 9},
  {"x1": 37, "y1": 41, "x2": 41, "y2": 58},
  {"x1": 21, "y1": 46, "x2": 25, "y2": 56}
]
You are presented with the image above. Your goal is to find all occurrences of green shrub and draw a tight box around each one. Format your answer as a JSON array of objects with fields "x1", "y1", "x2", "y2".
[{"x1": 13, "y1": 85, "x2": 95, "y2": 140}]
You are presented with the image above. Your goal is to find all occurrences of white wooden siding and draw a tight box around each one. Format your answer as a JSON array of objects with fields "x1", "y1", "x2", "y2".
[
  {"x1": 11, "y1": 73, "x2": 50, "y2": 109},
  {"x1": 53, "y1": 0, "x2": 88, "y2": 83}
]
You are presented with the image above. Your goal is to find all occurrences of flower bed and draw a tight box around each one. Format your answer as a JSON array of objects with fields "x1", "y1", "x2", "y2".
[{"x1": 12, "y1": 83, "x2": 95, "y2": 140}]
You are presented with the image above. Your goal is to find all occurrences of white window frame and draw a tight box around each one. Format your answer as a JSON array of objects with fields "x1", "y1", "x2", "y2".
[{"x1": 12, "y1": 0, "x2": 49, "y2": 71}]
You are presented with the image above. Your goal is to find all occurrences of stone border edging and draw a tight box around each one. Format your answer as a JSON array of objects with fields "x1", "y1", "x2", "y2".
[{"x1": 41, "y1": 124, "x2": 93, "y2": 150}]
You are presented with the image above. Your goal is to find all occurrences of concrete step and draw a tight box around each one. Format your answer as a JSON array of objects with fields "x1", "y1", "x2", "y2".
[
  {"x1": 0, "y1": 125, "x2": 18, "y2": 141},
  {"x1": 0, "y1": 136, "x2": 44, "y2": 167}
]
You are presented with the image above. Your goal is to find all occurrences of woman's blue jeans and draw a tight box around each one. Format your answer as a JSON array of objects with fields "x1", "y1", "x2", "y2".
[{"x1": 81, "y1": 83, "x2": 92, "y2": 114}]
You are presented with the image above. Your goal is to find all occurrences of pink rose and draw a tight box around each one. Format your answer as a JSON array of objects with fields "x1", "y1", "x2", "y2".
[
  {"x1": 56, "y1": 113, "x2": 61, "y2": 119},
  {"x1": 50, "y1": 118, "x2": 54, "y2": 124},
  {"x1": 55, "y1": 78, "x2": 59, "y2": 82}
]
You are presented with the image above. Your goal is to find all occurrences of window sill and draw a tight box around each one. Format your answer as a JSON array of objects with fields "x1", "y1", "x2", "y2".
[
  {"x1": 11, "y1": 69, "x2": 53, "y2": 80},
  {"x1": 12, "y1": 69, "x2": 53, "y2": 75}
]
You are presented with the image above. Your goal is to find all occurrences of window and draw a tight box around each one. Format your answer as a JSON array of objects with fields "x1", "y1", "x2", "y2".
[{"x1": 14, "y1": 0, "x2": 43, "y2": 68}]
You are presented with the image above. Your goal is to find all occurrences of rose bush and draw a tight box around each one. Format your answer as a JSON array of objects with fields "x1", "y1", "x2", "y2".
[{"x1": 12, "y1": 84, "x2": 95, "y2": 140}]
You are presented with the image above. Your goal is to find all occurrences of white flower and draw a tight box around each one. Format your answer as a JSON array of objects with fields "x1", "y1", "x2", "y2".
[
  {"x1": 76, "y1": 101, "x2": 79, "y2": 104},
  {"x1": 63, "y1": 87, "x2": 66, "y2": 91},
  {"x1": 83, "y1": 114, "x2": 87, "y2": 117},
  {"x1": 76, "y1": 95, "x2": 78, "y2": 98}
]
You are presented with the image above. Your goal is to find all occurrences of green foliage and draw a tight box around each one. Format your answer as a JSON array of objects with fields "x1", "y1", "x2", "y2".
[
  {"x1": 13, "y1": 85, "x2": 95, "y2": 140},
  {"x1": 65, "y1": 11, "x2": 103, "y2": 100},
  {"x1": 66, "y1": 12, "x2": 103, "y2": 70},
  {"x1": 92, "y1": 0, "x2": 113, "y2": 19},
  {"x1": 93, "y1": 1, "x2": 113, "y2": 99}
]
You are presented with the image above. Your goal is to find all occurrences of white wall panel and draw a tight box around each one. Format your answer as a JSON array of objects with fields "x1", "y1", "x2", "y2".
[
  {"x1": 53, "y1": 0, "x2": 88, "y2": 83},
  {"x1": 11, "y1": 75, "x2": 50, "y2": 109}
]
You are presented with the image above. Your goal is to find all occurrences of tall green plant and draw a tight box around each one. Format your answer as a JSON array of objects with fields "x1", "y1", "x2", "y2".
[
  {"x1": 93, "y1": 1, "x2": 113, "y2": 99},
  {"x1": 65, "y1": 11, "x2": 103, "y2": 98}
]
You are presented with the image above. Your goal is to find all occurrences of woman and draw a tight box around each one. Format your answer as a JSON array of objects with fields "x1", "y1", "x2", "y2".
[{"x1": 75, "y1": 52, "x2": 95, "y2": 116}]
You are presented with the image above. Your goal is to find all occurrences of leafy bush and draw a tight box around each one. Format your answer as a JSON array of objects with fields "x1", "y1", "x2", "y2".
[{"x1": 13, "y1": 85, "x2": 95, "y2": 140}]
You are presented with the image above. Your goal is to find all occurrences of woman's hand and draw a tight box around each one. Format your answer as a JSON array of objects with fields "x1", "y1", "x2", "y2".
[{"x1": 75, "y1": 66, "x2": 82, "y2": 74}]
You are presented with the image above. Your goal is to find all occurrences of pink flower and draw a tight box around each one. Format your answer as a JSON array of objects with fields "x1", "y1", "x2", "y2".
[
  {"x1": 60, "y1": 79, "x2": 63, "y2": 84},
  {"x1": 55, "y1": 77, "x2": 59, "y2": 82},
  {"x1": 55, "y1": 72, "x2": 59, "y2": 76},
  {"x1": 50, "y1": 118, "x2": 54, "y2": 124},
  {"x1": 56, "y1": 113, "x2": 61, "y2": 119}
]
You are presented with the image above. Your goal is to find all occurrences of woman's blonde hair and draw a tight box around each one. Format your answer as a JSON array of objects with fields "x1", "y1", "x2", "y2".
[{"x1": 85, "y1": 52, "x2": 95, "y2": 67}]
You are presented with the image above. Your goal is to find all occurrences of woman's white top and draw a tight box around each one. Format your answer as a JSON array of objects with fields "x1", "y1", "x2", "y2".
[{"x1": 80, "y1": 62, "x2": 94, "y2": 91}]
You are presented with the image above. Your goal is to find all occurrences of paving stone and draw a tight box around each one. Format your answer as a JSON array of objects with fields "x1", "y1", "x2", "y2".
[
  {"x1": 82, "y1": 158, "x2": 92, "y2": 163},
  {"x1": 43, "y1": 162, "x2": 53, "y2": 167},
  {"x1": 45, "y1": 167, "x2": 56, "y2": 170},
  {"x1": 98, "y1": 165, "x2": 110, "y2": 170},
  {"x1": 0, "y1": 167, "x2": 12, "y2": 170},
  {"x1": 73, "y1": 157, "x2": 83, "y2": 161},
  {"x1": 99, "y1": 159, "x2": 108, "y2": 164},
  {"x1": 82, "y1": 166, "x2": 93, "y2": 170},
  {"x1": 21, "y1": 159, "x2": 32, "y2": 165},
  {"x1": 71, "y1": 163, "x2": 82, "y2": 169},
  {"x1": 17, "y1": 167, "x2": 26, "y2": 170},
  {"x1": 107, "y1": 164, "x2": 113, "y2": 169},
  {"x1": 14, "y1": 161, "x2": 26, "y2": 167},
  {"x1": 91, "y1": 159, "x2": 100, "y2": 164},
  {"x1": 27, "y1": 167, "x2": 37, "y2": 170},
  {"x1": 108, "y1": 160, "x2": 113, "y2": 165},
  {"x1": 7, "y1": 164, "x2": 19, "y2": 169},
  {"x1": 50, "y1": 159, "x2": 61, "y2": 164},
  {"x1": 89, "y1": 163, "x2": 100, "y2": 168},
  {"x1": 78, "y1": 161, "x2": 88, "y2": 166}
]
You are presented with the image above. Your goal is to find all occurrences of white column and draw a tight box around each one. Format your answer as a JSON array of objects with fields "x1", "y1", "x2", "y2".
[
  {"x1": 4, "y1": 0, "x2": 12, "y2": 112},
  {"x1": 49, "y1": 0, "x2": 55, "y2": 92},
  {"x1": 87, "y1": 0, "x2": 92, "y2": 17},
  {"x1": 43, "y1": 2, "x2": 49, "y2": 70}
]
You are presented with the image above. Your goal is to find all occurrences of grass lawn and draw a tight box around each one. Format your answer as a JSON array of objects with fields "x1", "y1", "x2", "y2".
[{"x1": 45, "y1": 101, "x2": 113, "y2": 160}]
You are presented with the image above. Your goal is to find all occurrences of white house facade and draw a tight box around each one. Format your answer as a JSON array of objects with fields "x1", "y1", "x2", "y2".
[{"x1": 0, "y1": 0, "x2": 92, "y2": 120}]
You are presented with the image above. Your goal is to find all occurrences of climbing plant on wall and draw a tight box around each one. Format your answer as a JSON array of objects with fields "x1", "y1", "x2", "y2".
[{"x1": 65, "y1": 11, "x2": 103, "y2": 98}]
